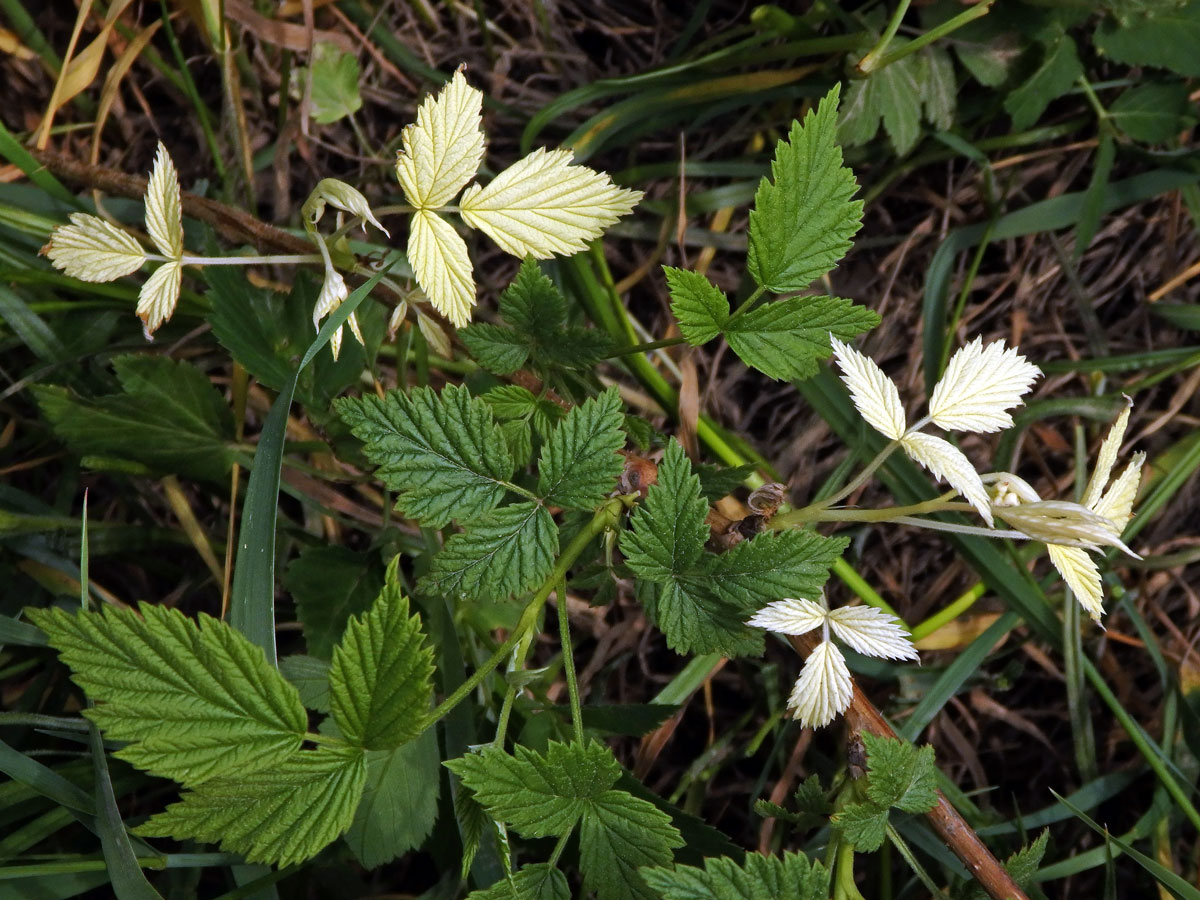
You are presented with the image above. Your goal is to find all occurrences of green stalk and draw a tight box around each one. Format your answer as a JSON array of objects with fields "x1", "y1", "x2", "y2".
[
  {"x1": 855, "y1": 0, "x2": 912, "y2": 75},
  {"x1": 859, "y1": 0, "x2": 994, "y2": 74},
  {"x1": 557, "y1": 575, "x2": 585, "y2": 745}
]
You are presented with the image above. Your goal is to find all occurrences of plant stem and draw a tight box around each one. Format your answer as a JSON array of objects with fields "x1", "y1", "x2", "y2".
[
  {"x1": 177, "y1": 254, "x2": 323, "y2": 267},
  {"x1": 608, "y1": 336, "x2": 688, "y2": 357},
  {"x1": 556, "y1": 575, "x2": 585, "y2": 745},
  {"x1": 722, "y1": 284, "x2": 767, "y2": 326},
  {"x1": 859, "y1": 0, "x2": 995, "y2": 74},
  {"x1": 420, "y1": 500, "x2": 625, "y2": 730},
  {"x1": 855, "y1": 0, "x2": 912, "y2": 75}
]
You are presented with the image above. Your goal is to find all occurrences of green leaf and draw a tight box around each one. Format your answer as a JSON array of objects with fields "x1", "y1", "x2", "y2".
[
  {"x1": 694, "y1": 462, "x2": 758, "y2": 502},
  {"x1": 450, "y1": 742, "x2": 681, "y2": 900},
  {"x1": 580, "y1": 789, "x2": 680, "y2": 900},
  {"x1": 32, "y1": 355, "x2": 234, "y2": 483},
  {"x1": 329, "y1": 562, "x2": 436, "y2": 749},
  {"x1": 961, "y1": 830, "x2": 1049, "y2": 900},
  {"x1": 134, "y1": 744, "x2": 367, "y2": 867},
  {"x1": 279, "y1": 654, "x2": 332, "y2": 712},
  {"x1": 832, "y1": 802, "x2": 889, "y2": 851},
  {"x1": 26, "y1": 603, "x2": 307, "y2": 786},
  {"x1": 306, "y1": 42, "x2": 364, "y2": 124},
  {"x1": 483, "y1": 385, "x2": 541, "y2": 418},
  {"x1": 750, "y1": 85, "x2": 863, "y2": 293},
  {"x1": 839, "y1": 50, "x2": 923, "y2": 155},
  {"x1": 1004, "y1": 35, "x2": 1082, "y2": 131},
  {"x1": 285, "y1": 546, "x2": 386, "y2": 659},
  {"x1": 702, "y1": 530, "x2": 848, "y2": 615},
  {"x1": 1109, "y1": 81, "x2": 1197, "y2": 143},
  {"x1": 421, "y1": 502, "x2": 558, "y2": 604},
  {"x1": 641, "y1": 851, "x2": 830, "y2": 900},
  {"x1": 344, "y1": 730, "x2": 441, "y2": 868},
  {"x1": 335, "y1": 383, "x2": 515, "y2": 528},
  {"x1": 919, "y1": 46, "x2": 956, "y2": 132},
  {"x1": 665, "y1": 267, "x2": 728, "y2": 345},
  {"x1": 461, "y1": 324, "x2": 533, "y2": 375},
  {"x1": 723, "y1": 295, "x2": 879, "y2": 381},
  {"x1": 467, "y1": 865, "x2": 569, "y2": 900},
  {"x1": 1095, "y1": 1, "x2": 1200, "y2": 76},
  {"x1": 537, "y1": 387, "x2": 625, "y2": 509},
  {"x1": 861, "y1": 733, "x2": 938, "y2": 813},
  {"x1": 447, "y1": 740, "x2": 621, "y2": 838}
]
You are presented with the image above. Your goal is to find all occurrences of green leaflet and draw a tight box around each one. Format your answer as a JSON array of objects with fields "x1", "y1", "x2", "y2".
[
  {"x1": 31, "y1": 355, "x2": 234, "y2": 484},
  {"x1": 961, "y1": 830, "x2": 1049, "y2": 900},
  {"x1": 285, "y1": 545, "x2": 386, "y2": 659},
  {"x1": 460, "y1": 258, "x2": 611, "y2": 377},
  {"x1": 329, "y1": 561, "x2": 436, "y2": 749},
  {"x1": 279, "y1": 654, "x2": 333, "y2": 712},
  {"x1": 335, "y1": 383, "x2": 515, "y2": 529},
  {"x1": 1095, "y1": 0, "x2": 1200, "y2": 77},
  {"x1": 536, "y1": 387, "x2": 625, "y2": 509},
  {"x1": 700, "y1": 530, "x2": 849, "y2": 615},
  {"x1": 420, "y1": 502, "x2": 558, "y2": 605},
  {"x1": 748, "y1": 84, "x2": 863, "y2": 294},
  {"x1": 830, "y1": 803, "x2": 889, "y2": 852},
  {"x1": 25, "y1": 603, "x2": 307, "y2": 787},
  {"x1": 448, "y1": 741, "x2": 682, "y2": 900},
  {"x1": 830, "y1": 734, "x2": 939, "y2": 852},
  {"x1": 1004, "y1": 34, "x2": 1082, "y2": 131},
  {"x1": 640, "y1": 851, "x2": 830, "y2": 900},
  {"x1": 305, "y1": 42, "x2": 364, "y2": 124},
  {"x1": 134, "y1": 743, "x2": 367, "y2": 867},
  {"x1": 1109, "y1": 82, "x2": 1197, "y2": 143},
  {"x1": 344, "y1": 731, "x2": 442, "y2": 868},
  {"x1": 467, "y1": 864, "x2": 569, "y2": 900},
  {"x1": 666, "y1": 267, "x2": 878, "y2": 381}
]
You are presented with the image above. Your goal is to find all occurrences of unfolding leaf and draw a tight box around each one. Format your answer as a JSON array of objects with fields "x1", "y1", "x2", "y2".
[
  {"x1": 420, "y1": 502, "x2": 558, "y2": 604},
  {"x1": 749, "y1": 85, "x2": 862, "y2": 293},
  {"x1": 460, "y1": 148, "x2": 642, "y2": 259},
  {"x1": 900, "y1": 432, "x2": 992, "y2": 525},
  {"x1": 335, "y1": 384, "x2": 514, "y2": 529},
  {"x1": 408, "y1": 208, "x2": 475, "y2": 327},
  {"x1": 144, "y1": 142, "x2": 183, "y2": 258},
  {"x1": 328, "y1": 565, "x2": 435, "y2": 749},
  {"x1": 134, "y1": 744, "x2": 367, "y2": 867},
  {"x1": 26, "y1": 603, "x2": 307, "y2": 786},
  {"x1": 396, "y1": 68, "x2": 484, "y2": 209},
  {"x1": 136, "y1": 260, "x2": 182, "y2": 334},
  {"x1": 830, "y1": 338, "x2": 906, "y2": 440}
]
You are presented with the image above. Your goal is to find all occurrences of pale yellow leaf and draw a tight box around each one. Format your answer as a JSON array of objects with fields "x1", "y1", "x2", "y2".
[
  {"x1": 827, "y1": 606, "x2": 918, "y2": 660},
  {"x1": 136, "y1": 261, "x2": 182, "y2": 334},
  {"x1": 788, "y1": 640, "x2": 853, "y2": 729},
  {"x1": 1047, "y1": 543, "x2": 1104, "y2": 621},
  {"x1": 747, "y1": 597, "x2": 827, "y2": 637},
  {"x1": 302, "y1": 178, "x2": 389, "y2": 236},
  {"x1": 901, "y1": 432, "x2": 992, "y2": 525},
  {"x1": 408, "y1": 210, "x2": 474, "y2": 327},
  {"x1": 417, "y1": 311, "x2": 452, "y2": 358},
  {"x1": 1093, "y1": 452, "x2": 1144, "y2": 530},
  {"x1": 312, "y1": 267, "x2": 349, "y2": 331},
  {"x1": 830, "y1": 338, "x2": 906, "y2": 440},
  {"x1": 145, "y1": 142, "x2": 183, "y2": 258},
  {"x1": 1081, "y1": 400, "x2": 1132, "y2": 510},
  {"x1": 395, "y1": 68, "x2": 484, "y2": 210},
  {"x1": 46, "y1": 213, "x2": 146, "y2": 282},
  {"x1": 459, "y1": 148, "x2": 642, "y2": 259},
  {"x1": 928, "y1": 338, "x2": 1041, "y2": 433}
]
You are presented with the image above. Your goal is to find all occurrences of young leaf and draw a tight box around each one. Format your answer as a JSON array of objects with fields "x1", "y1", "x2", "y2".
[
  {"x1": 420, "y1": 502, "x2": 558, "y2": 604},
  {"x1": 449, "y1": 741, "x2": 681, "y2": 900},
  {"x1": 860, "y1": 733, "x2": 938, "y2": 814},
  {"x1": 664, "y1": 267, "x2": 728, "y2": 345},
  {"x1": 32, "y1": 354, "x2": 234, "y2": 484},
  {"x1": 899, "y1": 431, "x2": 992, "y2": 525},
  {"x1": 832, "y1": 802, "x2": 888, "y2": 852},
  {"x1": 748, "y1": 84, "x2": 863, "y2": 293},
  {"x1": 44, "y1": 212, "x2": 146, "y2": 282},
  {"x1": 928, "y1": 338, "x2": 1041, "y2": 433},
  {"x1": 328, "y1": 564, "x2": 436, "y2": 750},
  {"x1": 409, "y1": 207, "x2": 475, "y2": 327},
  {"x1": 788, "y1": 640, "x2": 853, "y2": 730},
  {"x1": 830, "y1": 338, "x2": 906, "y2": 440},
  {"x1": 134, "y1": 744, "x2": 367, "y2": 867},
  {"x1": 641, "y1": 851, "x2": 830, "y2": 900},
  {"x1": 395, "y1": 67, "x2": 484, "y2": 210},
  {"x1": 136, "y1": 260, "x2": 182, "y2": 334},
  {"x1": 144, "y1": 142, "x2": 182, "y2": 259},
  {"x1": 467, "y1": 864, "x2": 570, "y2": 900},
  {"x1": 285, "y1": 546, "x2": 386, "y2": 660},
  {"x1": 344, "y1": 730, "x2": 441, "y2": 868},
  {"x1": 826, "y1": 606, "x2": 919, "y2": 661},
  {"x1": 536, "y1": 387, "x2": 625, "y2": 509},
  {"x1": 335, "y1": 383, "x2": 515, "y2": 529},
  {"x1": 26, "y1": 603, "x2": 307, "y2": 786},
  {"x1": 459, "y1": 148, "x2": 642, "y2": 259}
]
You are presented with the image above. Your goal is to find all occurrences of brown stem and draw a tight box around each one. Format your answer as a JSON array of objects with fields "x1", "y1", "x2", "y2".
[{"x1": 789, "y1": 632, "x2": 1028, "y2": 900}]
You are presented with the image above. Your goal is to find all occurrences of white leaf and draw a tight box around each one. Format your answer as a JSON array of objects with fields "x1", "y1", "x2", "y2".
[
  {"x1": 303, "y1": 178, "x2": 389, "y2": 236},
  {"x1": 459, "y1": 147, "x2": 642, "y2": 259},
  {"x1": 145, "y1": 142, "x2": 183, "y2": 258},
  {"x1": 1081, "y1": 400, "x2": 1132, "y2": 510},
  {"x1": 788, "y1": 640, "x2": 853, "y2": 729},
  {"x1": 747, "y1": 597, "x2": 827, "y2": 637},
  {"x1": 900, "y1": 431, "x2": 992, "y2": 526},
  {"x1": 417, "y1": 311, "x2": 452, "y2": 358},
  {"x1": 45, "y1": 212, "x2": 146, "y2": 282},
  {"x1": 1092, "y1": 452, "x2": 1144, "y2": 530},
  {"x1": 313, "y1": 266, "x2": 349, "y2": 330},
  {"x1": 830, "y1": 338, "x2": 906, "y2": 440},
  {"x1": 407, "y1": 210, "x2": 474, "y2": 327},
  {"x1": 1047, "y1": 543, "x2": 1104, "y2": 621},
  {"x1": 993, "y1": 500, "x2": 1127, "y2": 552},
  {"x1": 928, "y1": 338, "x2": 1040, "y2": 433},
  {"x1": 136, "y1": 261, "x2": 182, "y2": 334},
  {"x1": 395, "y1": 68, "x2": 484, "y2": 210},
  {"x1": 827, "y1": 606, "x2": 918, "y2": 661}
]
